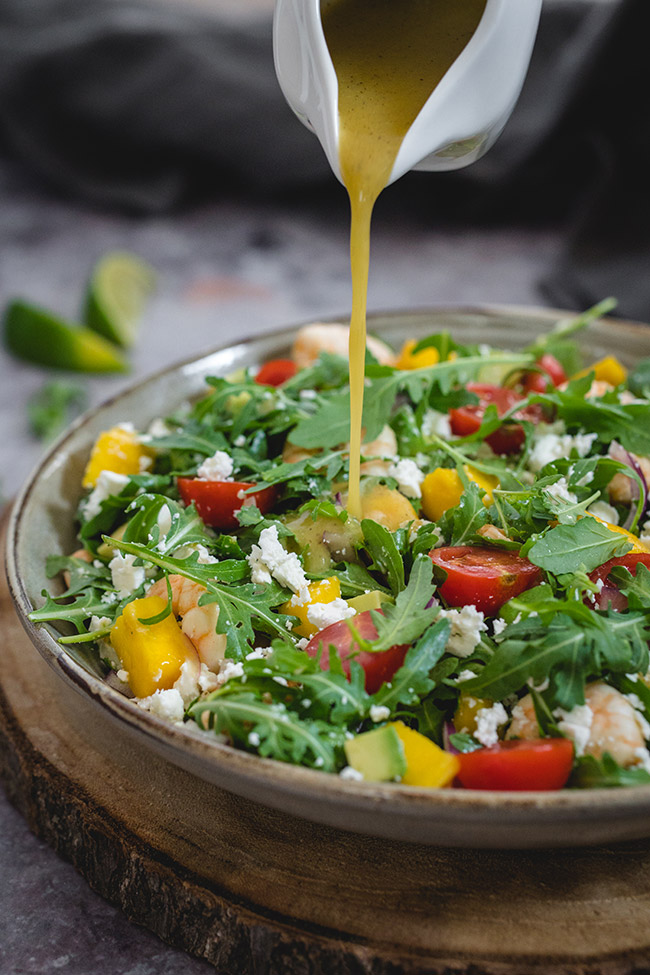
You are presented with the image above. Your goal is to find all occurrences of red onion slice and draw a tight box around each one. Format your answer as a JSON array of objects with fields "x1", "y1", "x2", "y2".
[{"x1": 608, "y1": 441, "x2": 648, "y2": 530}]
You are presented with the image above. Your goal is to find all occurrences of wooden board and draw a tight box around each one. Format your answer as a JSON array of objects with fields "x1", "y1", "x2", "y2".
[{"x1": 3, "y1": 509, "x2": 650, "y2": 975}]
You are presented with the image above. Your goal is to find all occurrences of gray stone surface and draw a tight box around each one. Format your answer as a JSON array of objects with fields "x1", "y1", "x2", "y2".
[{"x1": 0, "y1": 155, "x2": 563, "y2": 972}]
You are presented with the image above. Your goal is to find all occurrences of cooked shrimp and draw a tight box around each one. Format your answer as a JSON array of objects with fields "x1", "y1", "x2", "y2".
[
  {"x1": 608, "y1": 454, "x2": 650, "y2": 504},
  {"x1": 291, "y1": 322, "x2": 396, "y2": 370},
  {"x1": 508, "y1": 681, "x2": 646, "y2": 768},
  {"x1": 282, "y1": 424, "x2": 397, "y2": 472},
  {"x1": 147, "y1": 574, "x2": 226, "y2": 671}
]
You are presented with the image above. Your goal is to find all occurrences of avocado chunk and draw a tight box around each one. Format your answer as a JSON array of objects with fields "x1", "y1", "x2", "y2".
[{"x1": 344, "y1": 724, "x2": 407, "y2": 782}]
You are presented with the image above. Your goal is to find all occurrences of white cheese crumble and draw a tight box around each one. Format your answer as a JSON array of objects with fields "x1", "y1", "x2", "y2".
[
  {"x1": 198, "y1": 664, "x2": 220, "y2": 694},
  {"x1": 197, "y1": 449, "x2": 234, "y2": 481},
  {"x1": 474, "y1": 703, "x2": 508, "y2": 747},
  {"x1": 439, "y1": 606, "x2": 487, "y2": 658},
  {"x1": 219, "y1": 659, "x2": 245, "y2": 683},
  {"x1": 89, "y1": 615, "x2": 111, "y2": 633},
  {"x1": 248, "y1": 731, "x2": 261, "y2": 747},
  {"x1": 144, "y1": 417, "x2": 172, "y2": 440},
  {"x1": 245, "y1": 646, "x2": 272, "y2": 660},
  {"x1": 137, "y1": 688, "x2": 185, "y2": 723},
  {"x1": 306, "y1": 598, "x2": 356, "y2": 631},
  {"x1": 492, "y1": 617, "x2": 508, "y2": 637},
  {"x1": 633, "y1": 747, "x2": 650, "y2": 773},
  {"x1": 528, "y1": 429, "x2": 597, "y2": 473},
  {"x1": 456, "y1": 669, "x2": 477, "y2": 683},
  {"x1": 544, "y1": 477, "x2": 578, "y2": 506},
  {"x1": 421, "y1": 408, "x2": 452, "y2": 441},
  {"x1": 387, "y1": 458, "x2": 425, "y2": 499},
  {"x1": 369, "y1": 704, "x2": 391, "y2": 723},
  {"x1": 83, "y1": 470, "x2": 130, "y2": 521},
  {"x1": 587, "y1": 500, "x2": 620, "y2": 525},
  {"x1": 109, "y1": 552, "x2": 145, "y2": 598},
  {"x1": 247, "y1": 525, "x2": 309, "y2": 600},
  {"x1": 339, "y1": 765, "x2": 365, "y2": 781},
  {"x1": 553, "y1": 704, "x2": 593, "y2": 756}
]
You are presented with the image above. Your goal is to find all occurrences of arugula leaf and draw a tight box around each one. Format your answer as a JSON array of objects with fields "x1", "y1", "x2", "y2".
[
  {"x1": 45, "y1": 554, "x2": 113, "y2": 596},
  {"x1": 628, "y1": 357, "x2": 650, "y2": 399},
  {"x1": 611, "y1": 563, "x2": 650, "y2": 611},
  {"x1": 367, "y1": 556, "x2": 439, "y2": 651},
  {"x1": 29, "y1": 589, "x2": 116, "y2": 632},
  {"x1": 371, "y1": 616, "x2": 450, "y2": 710},
  {"x1": 526, "y1": 517, "x2": 631, "y2": 575},
  {"x1": 244, "y1": 642, "x2": 371, "y2": 723},
  {"x1": 290, "y1": 353, "x2": 533, "y2": 449},
  {"x1": 190, "y1": 692, "x2": 344, "y2": 771},
  {"x1": 532, "y1": 386, "x2": 650, "y2": 457},
  {"x1": 448, "y1": 732, "x2": 482, "y2": 753},
  {"x1": 107, "y1": 537, "x2": 292, "y2": 659},
  {"x1": 361, "y1": 519, "x2": 405, "y2": 594},
  {"x1": 438, "y1": 477, "x2": 490, "y2": 545},
  {"x1": 327, "y1": 561, "x2": 390, "y2": 598},
  {"x1": 123, "y1": 493, "x2": 216, "y2": 555},
  {"x1": 462, "y1": 609, "x2": 650, "y2": 711},
  {"x1": 570, "y1": 753, "x2": 650, "y2": 789}
]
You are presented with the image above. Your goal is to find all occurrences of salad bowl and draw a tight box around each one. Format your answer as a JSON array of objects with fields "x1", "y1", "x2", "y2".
[{"x1": 7, "y1": 304, "x2": 650, "y2": 849}]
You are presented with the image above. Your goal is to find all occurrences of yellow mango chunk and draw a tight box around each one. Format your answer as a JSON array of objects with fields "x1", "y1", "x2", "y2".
[
  {"x1": 281, "y1": 577, "x2": 343, "y2": 638},
  {"x1": 575, "y1": 356, "x2": 627, "y2": 387},
  {"x1": 361, "y1": 483, "x2": 417, "y2": 531},
  {"x1": 421, "y1": 466, "x2": 498, "y2": 522},
  {"x1": 454, "y1": 692, "x2": 493, "y2": 735},
  {"x1": 111, "y1": 596, "x2": 197, "y2": 698},
  {"x1": 391, "y1": 721, "x2": 460, "y2": 788},
  {"x1": 83, "y1": 425, "x2": 152, "y2": 488},
  {"x1": 587, "y1": 514, "x2": 650, "y2": 554},
  {"x1": 396, "y1": 339, "x2": 440, "y2": 370}
]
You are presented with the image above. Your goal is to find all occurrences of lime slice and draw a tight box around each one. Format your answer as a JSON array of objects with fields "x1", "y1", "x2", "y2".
[
  {"x1": 83, "y1": 251, "x2": 155, "y2": 348},
  {"x1": 4, "y1": 300, "x2": 128, "y2": 372}
]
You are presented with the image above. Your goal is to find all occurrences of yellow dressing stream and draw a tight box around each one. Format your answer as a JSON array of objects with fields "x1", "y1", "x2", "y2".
[{"x1": 320, "y1": 0, "x2": 487, "y2": 517}]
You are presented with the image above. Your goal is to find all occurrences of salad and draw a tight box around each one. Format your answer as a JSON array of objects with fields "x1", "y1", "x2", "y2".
[{"x1": 30, "y1": 304, "x2": 650, "y2": 792}]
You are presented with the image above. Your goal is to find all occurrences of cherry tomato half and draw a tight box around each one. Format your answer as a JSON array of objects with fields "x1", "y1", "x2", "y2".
[
  {"x1": 255, "y1": 358, "x2": 298, "y2": 387},
  {"x1": 177, "y1": 477, "x2": 277, "y2": 531},
  {"x1": 428, "y1": 546, "x2": 543, "y2": 615},
  {"x1": 456, "y1": 738, "x2": 574, "y2": 791},
  {"x1": 588, "y1": 553, "x2": 650, "y2": 612},
  {"x1": 305, "y1": 609, "x2": 408, "y2": 694},
  {"x1": 449, "y1": 383, "x2": 543, "y2": 455},
  {"x1": 522, "y1": 354, "x2": 567, "y2": 394}
]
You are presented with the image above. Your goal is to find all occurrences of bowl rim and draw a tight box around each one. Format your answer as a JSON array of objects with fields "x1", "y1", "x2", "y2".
[{"x1": 8, "y1": 303, "x2": 650, "y2": 842}]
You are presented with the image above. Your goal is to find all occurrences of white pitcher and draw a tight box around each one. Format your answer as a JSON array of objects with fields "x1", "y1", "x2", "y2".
[{"x1": 273, "y1": 0, "x2": 543, "y2": 186}]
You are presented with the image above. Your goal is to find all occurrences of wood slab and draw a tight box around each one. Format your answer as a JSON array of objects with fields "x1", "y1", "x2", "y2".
[{"x1": 3, "y1": 509, "x2": 650, "y2": 975}]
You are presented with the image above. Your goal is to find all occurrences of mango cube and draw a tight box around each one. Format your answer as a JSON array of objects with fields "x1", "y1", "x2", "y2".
[
  {"x1": 421, "y1": 466, "x2": 498, "y2": 522},
  {"x1": 391, "y1": 721, "x2": 460, "y2": 788},
  {"x1": 111, "y1": 596, "x2": 197, "y2": 699},
  {"x1": 83, "y1": 424, "x2": 152, "y2": 488},
  {"x1": 281, "y1": 576, "x2": 343, "y2": 638}
]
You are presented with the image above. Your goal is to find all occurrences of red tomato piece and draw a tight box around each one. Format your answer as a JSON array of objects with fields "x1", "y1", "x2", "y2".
[
  {"x1": 456, "y1": 738, "x2": 574, "y2": 791},
  {"x1": 588, "y1": 553, "x2": 650, "y2": 612},
  {"x1": 304, "y1": 610, "x2": 407, "y2": 694},
  {"x1": 177, "y1": 477, "x2": 277, "y2": 531},
  {"x1": 522, "y1": 354, "x2": 567, "y2": 394},
  {"x1": 449, "y1": 383, "x2": 542, "y2": 455},
  {"x1": 428, "y1": 546, "x2": 543, "y2": 615},
  {"x1": 255, "y1": 358, "x2": 298, "y2": 387}
]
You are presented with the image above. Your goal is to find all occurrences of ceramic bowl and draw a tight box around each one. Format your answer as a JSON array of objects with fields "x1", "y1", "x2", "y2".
[{"x1": 7, "y1": 305, "x2": 650, "y2": 849}]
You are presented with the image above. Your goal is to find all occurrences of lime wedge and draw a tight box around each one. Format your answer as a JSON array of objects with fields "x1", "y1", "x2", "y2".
[
  {"x1": 4, "y1": 300, "x2": 128, "y2": 372},
  {"x1": 83, "y1": 251, "x2": 155, "y2": 348}
]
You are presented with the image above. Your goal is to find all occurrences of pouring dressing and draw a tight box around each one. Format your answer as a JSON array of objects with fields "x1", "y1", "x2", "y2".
[{"x1": 274, "y1": 0, "x2": 542, "y2": 517}]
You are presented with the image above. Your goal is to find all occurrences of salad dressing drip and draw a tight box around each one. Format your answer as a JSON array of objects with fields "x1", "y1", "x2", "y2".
[{"x1": 320, "y1": 0, "x2": 487, "y2": 518}]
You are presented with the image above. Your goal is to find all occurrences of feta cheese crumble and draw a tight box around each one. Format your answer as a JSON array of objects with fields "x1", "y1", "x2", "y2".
[
  {"x1": 387, "y1": 458, "x2": 425, "y2": 499},
  {"x1": 474, "y1": 702, "x2": 508, "y2": 747},
  {"x1": 369, "y1": 704, "x2": 391, "y2": 723},
  {"x1": 587, "y1": 500, "x2": 620, "y2": 526},
  {"x1": 528, "y1": 428, "x2": 597, "y2": 473},
  {"x1": 421, "y1": 408, "x2": 452, "y2": 441},
  {"x1": 544, "y1": 477, "x2": 578, "y2": 506},
  {"x1": 306, "y1": 598, "x2": 356, "y2": 631},
  {"x1": 109, "y1": 552, "x2": 145, "y2": 598},
  {"x1": 83, "y1": 470, "x2": 130, "y2": 521},
  {"x1": 247, "y1": 525, "x2": 309, "y2": 600},
  {"x1": 439, "y1": 606, "x2": 487, "y2": 658},
  {"x1": 553, "y1": 704, "x2": 593, "y2": 756},
  {"x1": 196, "y1": 450, "x2": 234, "y2": 481}
]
